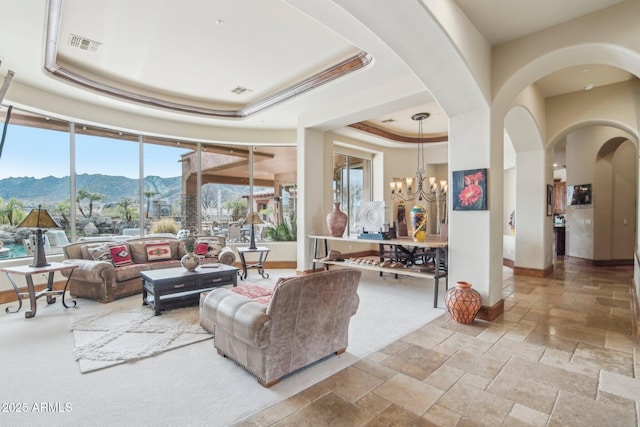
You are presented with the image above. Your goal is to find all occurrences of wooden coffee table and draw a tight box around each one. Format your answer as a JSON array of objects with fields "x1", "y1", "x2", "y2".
[{"x1": 141, "y1": 264, "x2": 238, "y2": 315}]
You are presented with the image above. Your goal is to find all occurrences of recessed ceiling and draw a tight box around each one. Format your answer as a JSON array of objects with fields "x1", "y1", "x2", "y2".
[
  {"x1": 0, "y1": 0, "x2": 635, "y2": 145},
  {"x1": 54, "y1": 0, "x2": 362, "y2": 114},
  {"x1": 535, "y1": 64, "x2": 634, "y2": 98},
  {"x1": 452, "y1": 0, "x2": 625, "y2": 46}
]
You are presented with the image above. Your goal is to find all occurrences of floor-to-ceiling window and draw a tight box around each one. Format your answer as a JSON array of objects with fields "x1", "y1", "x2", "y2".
[
  {"x1": 0, "y1": 113, "x2": 70, "y2": 257},
  {"x1": 0, "y1": 108, "x2": 298, "y2": 261},
  {"x1": 75, "y1": 126, "x2": 140, "y2": 238},
  {"x1": 143, "y1": 140, "x2": 192, "y2": 236},
  {"x1": 333, "y1": 153, "x2": 371, "y2": 235}
]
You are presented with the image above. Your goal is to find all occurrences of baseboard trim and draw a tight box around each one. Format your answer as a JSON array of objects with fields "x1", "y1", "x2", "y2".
[
  {"x1": 0, "y1": 281, "x2": 66, "y2": 305},
  {"x1": 503, "y1": 258, "x2": 514, "y2": 268},
  {"x1": 631, "y1": 274, "x2": 640, "y2": 341},
  {"x1": 566, "y1": 256, "x2": 633, "y2": 266},
  {"x1": 592, "y1": 259, "x2": 633, "y2": 266},
  {"x1": 476, "y1": 298, "x2": 504, "y2": 321},
  {"x1": 261, "y1": 261, "x2": 296, "y2": 269},
  {"x1": 513, "y1": 265, "x2": 553, "y2": 277}
]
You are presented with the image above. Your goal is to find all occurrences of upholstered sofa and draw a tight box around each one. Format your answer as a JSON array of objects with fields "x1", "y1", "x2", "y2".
[
  {"x1": 62, "y1": 236, "x2": 236, "y2": 303},
  {"x1": 199, "y1": 268, "x2": 362, "y2": 387}
]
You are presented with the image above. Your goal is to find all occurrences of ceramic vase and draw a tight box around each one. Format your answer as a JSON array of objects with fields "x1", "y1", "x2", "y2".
[
  {"x1": 327, "y1": 202, "x2": 348, "y2": 237},
  {"x1": 445, "y1": 281, "x2": 482, "y2": 324},
  {"x1": 410, "y1": 205, "x2": 427, "y2": 241},
  {"x1": 397, "y1": 202, "x2": 406, "y2": 224},
  {"x1": 181, "y1": 252, "x2": 200, "y2": 272}
]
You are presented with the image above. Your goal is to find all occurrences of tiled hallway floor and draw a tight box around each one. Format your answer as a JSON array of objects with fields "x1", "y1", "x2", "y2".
[{"x1": 237, "y1": 258, "x2": 639, "y2": 426}]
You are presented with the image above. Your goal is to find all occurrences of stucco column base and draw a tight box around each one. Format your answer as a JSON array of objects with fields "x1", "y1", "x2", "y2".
[
  {"x1": 513, "y1": 265, "x2": 553, "y2": 277},
  {"x1": 476, "y1": 298, "x2": 504, "y2": 322}
]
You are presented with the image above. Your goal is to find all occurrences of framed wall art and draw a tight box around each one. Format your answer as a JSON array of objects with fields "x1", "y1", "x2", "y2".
[
  {"x1": 452, "y1": 168, "x2": 487, "y2": 211},
  {"x1": 547, "y1": 184, "x2": 553, "y2": 216},
  {"x1": 567, "y1": 183, "x2": 592, "y2": 206}
]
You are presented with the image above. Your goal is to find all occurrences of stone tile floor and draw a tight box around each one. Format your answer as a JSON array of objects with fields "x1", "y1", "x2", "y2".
[{"x1": 236, "y1": 258, "x2": 639, "y2": 426}]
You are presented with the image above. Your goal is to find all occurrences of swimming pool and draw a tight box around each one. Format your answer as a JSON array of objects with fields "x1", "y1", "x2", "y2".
[{"x1": 0, "y1": 243, "x2": 28, "y2": 259}]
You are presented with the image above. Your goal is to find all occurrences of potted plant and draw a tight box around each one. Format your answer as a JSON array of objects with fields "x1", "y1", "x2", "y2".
[{"x1": 180, "y1": 231, "x2": 199, "y2": 271}]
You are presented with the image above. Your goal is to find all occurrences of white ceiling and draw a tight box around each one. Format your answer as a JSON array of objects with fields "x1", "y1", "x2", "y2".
[
  {"x1": 0, "y1": 0, "x2": 634, "y2": 143},
  {"x1": 452, "y1": 0, "x2": 626, "y2": 45}
]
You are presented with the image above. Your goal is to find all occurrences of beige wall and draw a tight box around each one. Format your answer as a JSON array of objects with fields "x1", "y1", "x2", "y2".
[
  {"x1": 566, "y1": 126, "x2": 636, "y2": 260},
  {"x1": 594, "y1": 139, "x2": 636, "y2": 260}
]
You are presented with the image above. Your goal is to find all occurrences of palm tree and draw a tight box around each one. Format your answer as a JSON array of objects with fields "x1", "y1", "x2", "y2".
[
  {"x1": 117, "y1": 197, "x2": 136, "y2": 222},
  {"x1": 144, "y1": 190, "x2": 159, "y2": 218},
  {"x1": 1, "y1": 198, "x2": 25, "y2": 226},
  {"x1": 53, "y1": 199, "x2": 71, "y2": 229},
  {"x1": 76, "y1": 189, "x2": 89, "y2": 218},
  {"x1": 77, "y1": 189, "x2": 106, "y2": 218}
]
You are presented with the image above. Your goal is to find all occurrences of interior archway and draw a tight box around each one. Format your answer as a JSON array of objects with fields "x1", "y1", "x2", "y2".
[
  {"x1": 594, "y1": 137, "x2": 637, "y2": 261},
  {"x1": 504, "y1": 106, "x2": 548, "y2": 271}
]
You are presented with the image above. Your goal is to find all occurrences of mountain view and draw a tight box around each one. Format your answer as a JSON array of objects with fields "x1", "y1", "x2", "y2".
[{"x1": 0, "y1": 173, "x2": 264, "y2": 209}]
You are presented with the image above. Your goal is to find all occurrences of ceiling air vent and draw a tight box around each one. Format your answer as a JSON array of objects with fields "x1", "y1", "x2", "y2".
[
  {"x1": 231, "y1": 86, "x2": 252, "y2": 95},
  {"x1": 68, "y1": 34, "x2": 101, "y2": 52}
]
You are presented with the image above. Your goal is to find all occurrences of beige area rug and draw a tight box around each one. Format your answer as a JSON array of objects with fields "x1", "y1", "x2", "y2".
[{"x1": 71, "y1": 306, "x2": 211, "y2": 373}]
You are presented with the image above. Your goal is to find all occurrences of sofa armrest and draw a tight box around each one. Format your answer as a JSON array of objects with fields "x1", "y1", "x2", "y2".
[
  {"x1": 217, "y1": 247, "x2": 236, "y2": 265},
  {"x1": 61, "y1": 258, "x2": 115, "y2": 283},
  {"x1": 201, "y1": 288, "x2": 271, "y2": 349}
]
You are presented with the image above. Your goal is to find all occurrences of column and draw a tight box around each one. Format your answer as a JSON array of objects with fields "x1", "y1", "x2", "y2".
[
  {"x1": 296, "y1": 127, "x2": 330, "y2": 272},
  {"x1": 448, "y1": 108, "x2": 504, "y2": 319}
]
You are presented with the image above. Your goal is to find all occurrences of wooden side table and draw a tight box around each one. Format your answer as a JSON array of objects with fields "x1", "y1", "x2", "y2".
[
  {"x1": 236, "y1": 247, "x2": 270, "y2": 280},
  {"x1": 2, "y1": 262, "x2": 78, "y2": 318}
]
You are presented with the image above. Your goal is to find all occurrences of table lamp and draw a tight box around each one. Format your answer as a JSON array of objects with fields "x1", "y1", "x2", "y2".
[
  {"x1": 244, "y1": 211, "x2": 264, "y2": 250},
  {"x1": 17, "y1": 205, "x2": 60, "y2": 267}
]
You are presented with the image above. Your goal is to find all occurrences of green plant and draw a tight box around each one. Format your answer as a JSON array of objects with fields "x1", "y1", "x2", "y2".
[
  {"x1": 77, "y1": 189, "x2": 106, "y2": 218},
  {"x1": 116, "y1": 197, "x2": 137, "y2": 222},
  {"x1": 144, "y1": 189, "x2": 159, "y2": 218},
  {"x1": 182, "y1": 233, "x2": 198, "y2": 253},
  {"x1": 151, "y1": 218, "x2": 179, "y2": 234},
  {"x1": 0, "y1": 197, "x2": 25, "y2": 225},
  {"x1": 224, "y1": 198, "x2": 247, "y2": 218},
  {"x1": 265, "y1": 213, "x2": 297, "y2": 241}
]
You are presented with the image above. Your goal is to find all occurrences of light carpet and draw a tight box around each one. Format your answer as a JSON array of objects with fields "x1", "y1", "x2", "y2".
[
  {"x1": 71, "y1": 305, "x2": 211, "y2": 373},
  {"x1": 0, "y1": 269, "x2": 445, "y2": 426}
]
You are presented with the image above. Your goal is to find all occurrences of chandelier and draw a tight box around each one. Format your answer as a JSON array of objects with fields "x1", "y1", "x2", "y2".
[{"x1": 389, "y1": 112, "x2": 447, "y2": 203}]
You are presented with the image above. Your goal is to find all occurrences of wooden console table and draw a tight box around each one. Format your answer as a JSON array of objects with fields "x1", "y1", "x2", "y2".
[
  {"x1": 308, "y1": 234, "x2": 448, "y2": 308},
  {"x1": 2, "y1": 262, "x2": 78, "y2": 318}
]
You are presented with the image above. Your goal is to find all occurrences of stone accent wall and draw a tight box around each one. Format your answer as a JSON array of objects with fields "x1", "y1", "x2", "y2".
[{"x1": 181, "y1": 193, "x2": 198, "y2": 231}]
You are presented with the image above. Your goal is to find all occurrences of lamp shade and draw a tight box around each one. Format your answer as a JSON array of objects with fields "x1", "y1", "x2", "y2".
[
  {"x1": 18, "y1": 206, "x2": 60, "y2": 229},
  {"x1": 17, "y1": 206, "x2": 59, "y2": 268},
  {"x1": 244, "y1": 211, "x2": 264, "y2": 225}
]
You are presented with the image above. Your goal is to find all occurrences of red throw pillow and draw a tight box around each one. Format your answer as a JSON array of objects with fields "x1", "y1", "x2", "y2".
[
  {"x1": 194, "y1": 242, "x2": 209, "y2": 256},
  {"x1": 109, "y1": 244, "x2": 133, "y2": 266}
]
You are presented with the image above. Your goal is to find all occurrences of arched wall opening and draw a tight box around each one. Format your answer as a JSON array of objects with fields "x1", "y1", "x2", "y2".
[
  {"x1": 549, "y1": 125, "x2": 637, "y2": 262},
  {"x1": 503, "y1": 106, "x2": 547, "y2": 271},
  {"x1": 493, "y1": 38, "x2": 640, "y2": 276},
  {"x1": 594, "y1": 137, "x2": 636, "y2": 261}
]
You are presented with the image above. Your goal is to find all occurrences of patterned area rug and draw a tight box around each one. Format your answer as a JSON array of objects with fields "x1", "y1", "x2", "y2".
[{"x1": 70, "y1": 306, "x2": 211, "y2": 373}]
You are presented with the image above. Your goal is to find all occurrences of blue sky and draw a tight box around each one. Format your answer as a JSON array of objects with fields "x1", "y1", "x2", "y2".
[{"x1": 0, "y1": 124, "x2": 189, "y2": 179}]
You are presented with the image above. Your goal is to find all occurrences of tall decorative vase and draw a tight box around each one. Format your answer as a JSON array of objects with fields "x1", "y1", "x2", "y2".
[
  {"x1": 397, "y1": 202, "x2": 408, "y2": 236},
  {"x1": 410, "y1": 205, "x2": 427, "y2": 242},
  {"x1": 445, "y1": 281, "x2": 482, "y2": 324},
  {"x1": 181, "y1": 252, "x2": 200, "y2": 272},
  {"x1": 327, "y1": 202, "x2": 348, "y2": 237},
  {"x1": 397, "y1": 202, "x2": 406, "y2": 224}
]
